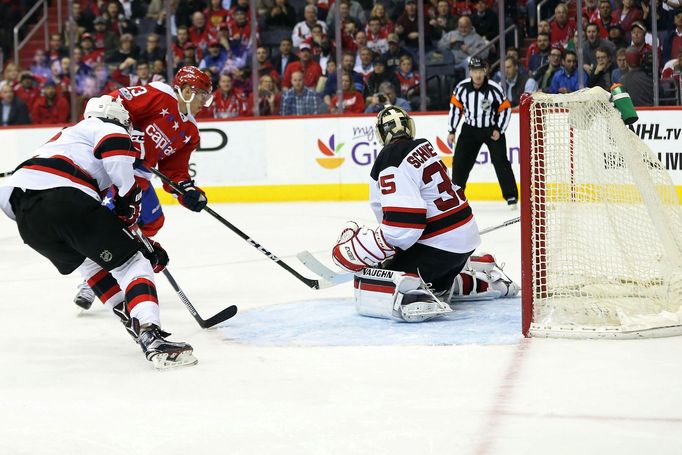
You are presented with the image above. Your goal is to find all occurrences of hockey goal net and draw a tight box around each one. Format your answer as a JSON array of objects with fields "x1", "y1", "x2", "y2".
[{"x1": 520, "y1": 88, "x2": 682, "y2": 338}]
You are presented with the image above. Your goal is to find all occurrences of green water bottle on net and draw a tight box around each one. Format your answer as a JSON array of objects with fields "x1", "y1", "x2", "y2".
[{"x1": 610, "y1": 83, "x2": 638, "y2": 125}]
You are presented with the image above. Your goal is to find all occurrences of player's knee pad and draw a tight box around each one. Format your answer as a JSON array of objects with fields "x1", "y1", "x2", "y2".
[{"x1": 354, "y1": 268, "x2": 452, "y2": 322}]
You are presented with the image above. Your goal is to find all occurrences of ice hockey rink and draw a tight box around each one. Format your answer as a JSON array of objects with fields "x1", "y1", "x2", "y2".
[{"x1": 1, "y1": 199, "x2": 681, "y2": 455}]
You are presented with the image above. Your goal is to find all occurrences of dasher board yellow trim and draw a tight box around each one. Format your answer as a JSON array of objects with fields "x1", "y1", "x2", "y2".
[{"x1": 156, "y1": 183, "x2": 682, "y2": 203}]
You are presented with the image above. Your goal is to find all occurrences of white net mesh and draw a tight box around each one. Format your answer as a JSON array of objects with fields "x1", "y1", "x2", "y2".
[{"x1": 527, "y1": 88, "x2": 682, "y2": 338}]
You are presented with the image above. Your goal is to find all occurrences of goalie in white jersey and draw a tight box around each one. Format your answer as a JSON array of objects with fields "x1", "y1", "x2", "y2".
[
  {"x1": 0, "y1": 96, "x2": 196, "y2": 369},
  {"x1": 332, "y1": 105, "x2": 519, "y2": 322}
]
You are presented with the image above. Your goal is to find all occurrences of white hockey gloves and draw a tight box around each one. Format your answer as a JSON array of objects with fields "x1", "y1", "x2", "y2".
[{"x1": 332, "y1": 221, "x2": 396, "y2": 272}]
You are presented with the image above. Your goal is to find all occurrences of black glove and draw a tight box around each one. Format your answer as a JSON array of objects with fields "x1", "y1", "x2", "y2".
[
  {"x1": 176, "y1": 180, "x2": 207, "y2": 212},
  {"x1": 113, "y1": 185, "x2": 142, "y2": 227},
  {"x1": 140, "y1": 239, "x2": 169, "y2": 273}
]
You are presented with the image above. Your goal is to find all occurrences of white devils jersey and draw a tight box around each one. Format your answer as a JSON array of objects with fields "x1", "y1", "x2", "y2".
[
  {"x1": 0, "y1": 117, "x2": 138, "y2": 220},
  {"x1": 369, "y1": 137, "x2": 481, "y2": 253}
]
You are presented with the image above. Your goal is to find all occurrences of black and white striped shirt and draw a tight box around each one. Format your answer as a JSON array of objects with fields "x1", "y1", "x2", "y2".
[{"x1": 448, "y1": 78, "x2": 512, "y2": 134}]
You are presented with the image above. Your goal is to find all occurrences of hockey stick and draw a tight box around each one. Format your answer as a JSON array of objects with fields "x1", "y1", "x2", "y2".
[
  {"x1": 0, "y1": 170, "x2": 13, "y2": 178},
  {"x1": 132, "y1": 227, "x2": 238, "y2": 328},
  {"x1": 148, "y1": 167, "x2": 334, "y2": 290},
  {"x1": 297, "y1": 216, "x2": 523, "y2": 286}
]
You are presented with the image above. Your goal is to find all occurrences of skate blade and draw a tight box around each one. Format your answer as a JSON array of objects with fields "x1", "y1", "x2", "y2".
[
  {"x1": 74, "y1": 297, "x2": 94, "y2": 310},
  {"x1": 151, "y1": 350, "x2": 198, "y2": 370}
]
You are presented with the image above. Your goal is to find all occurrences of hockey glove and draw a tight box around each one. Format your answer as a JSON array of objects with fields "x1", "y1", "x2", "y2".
[
  {"x1": 139, "y1": 239, "x2": 169, "y2": 273},
  {"x1": 113, "y1": 185, "x2": 142, "y2": 228},
  {"x1": 176, "y1": 180, "x2": 207, "y2": 212},
  {"x1": 332, "y1": 222, "x2": 396, "y2": 272}
]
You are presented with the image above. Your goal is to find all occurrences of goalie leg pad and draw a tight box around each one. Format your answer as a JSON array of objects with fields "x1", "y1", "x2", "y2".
[
  {"x1": 469, "y1": 252, "x2": 520, "y2": 298},
  {"x1": 354, "y1": 268, "x2": 452, "y2": 322},
  {"x1": 447, "y1": 270, "x2": 502, "y2": 302}
]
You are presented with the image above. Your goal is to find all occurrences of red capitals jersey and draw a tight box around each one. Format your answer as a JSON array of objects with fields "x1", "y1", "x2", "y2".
[{"x1": 111, "y1": 81, "x2": 200, "y2": 185}]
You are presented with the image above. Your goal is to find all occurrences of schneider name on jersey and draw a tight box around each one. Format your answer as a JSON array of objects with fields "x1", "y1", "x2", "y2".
[{"x1": 369, "y1": 137, "x2": 480, "y2": 254}]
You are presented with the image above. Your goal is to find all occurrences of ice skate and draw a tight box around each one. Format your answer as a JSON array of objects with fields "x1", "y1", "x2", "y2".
[
  {"x1": 137, "y1": 323, "x2": 198, "y2": 369},
  {"x1": 73, "y1": 281, "x2": 96, "y2": 310}
]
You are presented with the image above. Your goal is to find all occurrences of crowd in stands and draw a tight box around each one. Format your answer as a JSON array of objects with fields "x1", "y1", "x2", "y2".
[{"x1": 0, "y1": 0, "x2": 681, "y2": 126}]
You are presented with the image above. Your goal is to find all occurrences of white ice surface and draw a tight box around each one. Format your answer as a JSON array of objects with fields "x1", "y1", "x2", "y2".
[{"x1": 1, "y1": 200, "x2": 681, "y2": 455}]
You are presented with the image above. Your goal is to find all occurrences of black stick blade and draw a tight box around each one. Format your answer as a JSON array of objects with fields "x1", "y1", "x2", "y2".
[{"x1": 202, "y1": 305, "x2": 239, "y2": 328}]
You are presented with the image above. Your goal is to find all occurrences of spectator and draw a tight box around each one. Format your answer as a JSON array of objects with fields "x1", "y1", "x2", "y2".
[
  {"x1": 92, "y1": 16, "x2": 119, "y2": 53},
  {"x1": 271, "y1": 38, "x2": 299, "y2": 76},
  {"x1": 330, "y1": 72, "x2": 365, "y2": 114},
  {"x1": 642, "y1": 0, "x2": 673, "y2": 34},
  {"x1": 302, "y1": 24, "x2": 327, "y2": 60},
  {"x1": 0, "y1": 84, "x2": 30, "y2": 126},
  {"x1": 177, "y1": 42, "x2": 200, "y2": 70},
  {"x1": 527, "y1": 33, "x2": 551, "y2": 72},
  {"x1": 293, "y1": 5, "x2": 327, "y2": 48},
  {"x1": 46, "y1": 33, "x2": 68, "y2": 65},
  {"x1": 366, "y1": 57, "x2": 401, "y2": 97},
  {"x1": 265, "y1": 0, "x2": 297, "y2": 29},
  {"x1": 608, "y1": 24, "x2": 629, "y2": 50},
  {"x1": 282, "y1": 43, "x2": 323, "y2": 89},
  {"x1": 103, "y1": 0, "x2": 137, "y2": 36},
  {"x1": 172, "y1": 26, "x2": 192, "y2": 62},
  {"x1": 72, "y1": 2, "x2": 95, "y2": 34},
  {"x1": 112, "y1": 60, "x2": 161, "y2": 87},
  {"x1": 246, "y1": 75, "x2": 282, "y2": 116},
  {"x1": 118, "y1": 0, "x2": 146, "y2": 21},
  {"x1": 146, "y1": 0, "x2": 164, "y2": 20},
  {"x1": 354, "y1": 29, "x2": 368, "y2": 52},
  {"x1": 613, "y1": 0, "x2": 643, "y2": 35},
  {"x1": 662, "y1": 9, "x2": 682, "y2": 63},
  {"x1": 396, "y1": 0, "x2": 431, "y2": 52},
  {"x1": 199, "y1": 41, "x2": 228, "y2": 78},
  {"x1": 537, "y1": 19, "x2": 551, "y2": 37},
  {"x1": 280, "y1": 71, "x2": 324, "y2": 115},
  {"x1": 368, "y1": 3, "x2": 393, "y2": 35},
  {"x1": 105, "y1": 33, "x2": 139, "y2": 65},
  {"x1": 594, "y1": 0, "x2": 616, "y2": 38},
  {"x1": 316, "y1": 59, "x2": 336, "y2": 94},
  {"x1": 587, "y1": 47, "x2": 616, "y2": 89},
  {"x1": 14, "y1": 73, "x2": 40, "y2": 110},
  {"x1": 204, "y1": 0, "x2": 230, "y2": 32},
  {"x1": 189, "y1": 11, "x2": 212, "y2": 51},
  {"x1": 630, "y1": 21, "x2": 657, "y2": 64},
  {"x1": 612, "y1": 47, "x2": 629, "y2": 83},
  {"x1": 661, "y1": 50, "x2": 682, "y2": 80},
  {"x1": 366, "y1": 16, "x2": 389, "y2": 55},
  {"x1": 209, "y1": 73, "x2": 248, "y2": 118},
  {"x1": 438, "y1": 16, "x2": 489, "y2": 75},
  {"x1": 80, "y1": 33, "x2": 104, "y2": 66},
  {"x1": 582, "y1": 23, "x2": 616, "y2": 68},
  {"x1": 550, "y1": 3, "x2": 577, "y2": 48},
  {"x1": 326, "y1": 0, "x2": 366, "y2": 35},
  {"x1": 139, "y1": 33, "x2": 166, "y2": 65},
  {"x1": 382, "y1": 33, "x2": 411, "y2": 71},
  {"x1": 323, "y1": 52, "x2": 366, "y2": 105},
  {"x1": 151, "y1": 59, "x2": 167, "y2": 81},
  {"x1": 365, "y1": 80, "x2": 411, "y2": 113},
  {"x1": 354, "y1": 47, "x2": 374, "y2": 81},
  {"x1": 227, "y1": 8, "x2": 254, "y2": 51},
  {"x1": 0, "y1": 63, "x2": 20, "y2": 91},
  {"x1": 498, "y1": 57, "x2": 528, "y2": 107},
  {"x1": 30, "y1": 50, "x2": 52, "y2": 80},
  {"x1": 255, "y1": 47, "x2": 280, "y2": 86},
  {"x1": 621, "y1": 46, "x2": 654, "y2": 105},
  {"x1": 30, "y1": 81, "x2": 70, "y2": 125},
  {"x1": 395, "y1": 54, "x2": 420, "y2": 100},
  {"x1": 549, "y1": 50, "x2": 586, "y2": 94},
  {"x1": 471, "y1": 0, "x2": 498, "y2": 41},
  {"x1": 429, "y1": 0, "x2": 459, "y2": 40},
  {"x1": 340, "y1": 20, "x2": 359, "y2": 53}
]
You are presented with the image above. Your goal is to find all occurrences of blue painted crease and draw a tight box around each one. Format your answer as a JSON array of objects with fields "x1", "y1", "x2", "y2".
[{"x1": 219, "y1": 298, "x2": 522, "y2": 346}]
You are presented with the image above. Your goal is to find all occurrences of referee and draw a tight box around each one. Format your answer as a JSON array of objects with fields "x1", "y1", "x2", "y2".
[{"x1": 447, "y1": 58, "x2": 518, "y2": 207}]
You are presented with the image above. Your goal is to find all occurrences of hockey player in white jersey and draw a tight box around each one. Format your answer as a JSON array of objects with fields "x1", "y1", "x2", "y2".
[
  {"x1": 331, "y1": 105, "x2": 518, "y2": 322},
  {"x1": 0, "y1": 96, "x2": 197, "y2": 369}
]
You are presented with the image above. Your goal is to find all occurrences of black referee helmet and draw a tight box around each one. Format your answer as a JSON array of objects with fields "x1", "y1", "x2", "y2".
[{"x1": 468, "y1": 57, "x2": 487, "y2": 70}]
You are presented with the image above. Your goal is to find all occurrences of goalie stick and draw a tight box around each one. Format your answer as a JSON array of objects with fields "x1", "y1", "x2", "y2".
[
  {"x1": 297, "y1": 216, "x2": 522, "y2": 286},
  {"x1": 148, "y1": 167, "x2": 335, "y2": 290},
  {"x1": 132, "y1": 227, "x2": 238, "y2": 328},
  {"x1": 0, "y1": 170, "x2": 13, "y2": 178}
]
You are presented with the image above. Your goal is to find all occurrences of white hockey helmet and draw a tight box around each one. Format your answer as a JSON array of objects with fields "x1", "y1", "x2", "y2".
[
  {"x1": 83, "y1": 95, "x2": 131, "y2": 131},
  {"x1": 375, "y1": 105, "x2": 416, "y2": 145}
]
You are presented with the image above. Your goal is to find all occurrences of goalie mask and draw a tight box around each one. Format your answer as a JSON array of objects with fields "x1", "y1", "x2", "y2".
[{"x1": 375, "y1": 105, "x2": 416, "y2": 145}]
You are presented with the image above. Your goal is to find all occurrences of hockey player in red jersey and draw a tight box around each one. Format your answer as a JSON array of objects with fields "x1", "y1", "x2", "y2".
[
  {"x1": 73, "y1": 66, "x2": 214, "y2": 310},
  {"x1": 331, "y1": 106, "x2": 519, "y2": 322},
  {"x1": 0, "y1": 96, "x2": 196, "y2": 369}
]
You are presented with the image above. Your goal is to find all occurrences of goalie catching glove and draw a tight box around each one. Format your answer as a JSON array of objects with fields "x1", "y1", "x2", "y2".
[
  {"x1": 332, "y1": 221, "x2": 396, "y2": 272},
  {"x1": 176, "y1": 180, "x2": 207, "y2": 212},
  {"x1": 113, "y1": 185, "x2": 142, "y2": 227}
]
